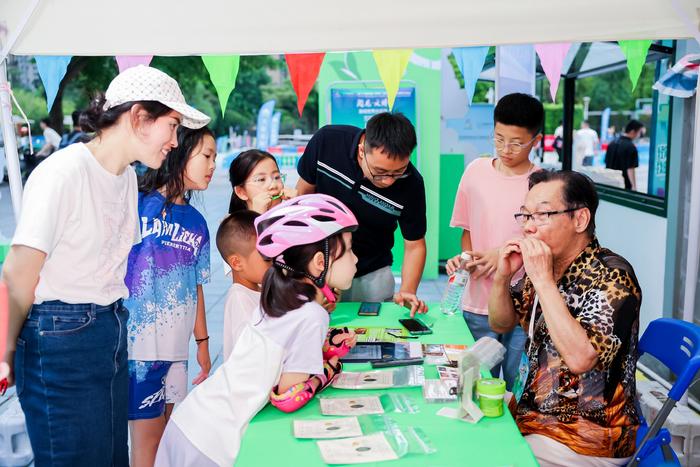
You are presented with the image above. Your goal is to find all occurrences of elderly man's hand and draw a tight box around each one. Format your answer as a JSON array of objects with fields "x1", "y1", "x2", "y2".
[
  {"x1": 494, "y1": 239, "x2": 524, "y2": 282},
  {"x1": 518, "y1": 237, "x2": 555, "y2": 287},
  {"x1": 469, "y1": 248, "x2": 500, "y2": 279}
]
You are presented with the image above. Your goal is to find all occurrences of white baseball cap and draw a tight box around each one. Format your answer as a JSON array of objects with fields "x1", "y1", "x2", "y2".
[{"x1": 104, "y1": 65, "x2": 210, "y2": 129}]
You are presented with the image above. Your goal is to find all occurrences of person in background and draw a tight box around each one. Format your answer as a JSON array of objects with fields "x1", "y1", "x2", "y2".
[
  {"x1": 228, "y1": 149, "x2": 295, "y2": 215},
  {"x1": 36, "y1": 117, "x2": 61, "y2": 157},
  {"x1": 605, "y1": 120, "x2": 645, "y2": 191},
  {"x1": 58, "y1": 110, "x2": 91, "y2": 149},
  {"x1": 575, "y1": 121, "x2": 599, "y2": 167},
  {"x1": 553, "y1": 120, "x2": 563, "y2": 161}
]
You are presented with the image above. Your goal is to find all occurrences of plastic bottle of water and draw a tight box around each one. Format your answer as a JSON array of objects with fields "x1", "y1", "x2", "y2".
[{"x1": 440, "y1": 252, "x2": 472, "y2": 316}]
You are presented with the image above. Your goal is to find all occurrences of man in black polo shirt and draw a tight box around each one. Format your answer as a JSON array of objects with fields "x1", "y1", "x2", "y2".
[
  {"x1": 296, "y1": 112, "x2": 428, "y2": 316},
  {"x1": 605, "y1": 120, "x2": 645, "y2": 190}
]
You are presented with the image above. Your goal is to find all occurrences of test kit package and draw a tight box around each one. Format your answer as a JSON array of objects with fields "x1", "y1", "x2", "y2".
[
  {"x1": 315, "y1": 417, "x2": 436, "y2": 464},
  {"x1": 319, "y1": 394, "x2": 419, "y2": 416},
  {"x1": 332, "y1": 366, "x2": 425, "y2": 390}
]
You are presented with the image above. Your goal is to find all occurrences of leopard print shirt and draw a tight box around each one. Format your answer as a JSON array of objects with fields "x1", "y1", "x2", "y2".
[{"x1": 509, "y1": 238, "x2": 641, "y2": 458}]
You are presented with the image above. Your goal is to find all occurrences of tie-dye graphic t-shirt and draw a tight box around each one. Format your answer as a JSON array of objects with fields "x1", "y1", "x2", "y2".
[{"x1": 125, "y1": 191, "x2": 211, "y2": 361}]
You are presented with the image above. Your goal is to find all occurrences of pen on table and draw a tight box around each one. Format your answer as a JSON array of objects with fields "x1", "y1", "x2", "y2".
[{"x1": 387, "y1": 332, "x2": 418, "y2": 340}]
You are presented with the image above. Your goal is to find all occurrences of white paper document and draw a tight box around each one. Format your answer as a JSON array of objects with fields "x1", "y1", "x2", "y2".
[
  {"x1": 317, "y1": 433, "x2": 399, "y2": 464},
  {"x1": 293, "y1": 417, "x2": 363, "y2": 439},
  {"x1": 319, "y1": 396, "x2": 385, "y2": 416}
]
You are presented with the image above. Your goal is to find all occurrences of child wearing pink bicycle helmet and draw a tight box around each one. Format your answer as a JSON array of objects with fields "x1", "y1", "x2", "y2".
[
  {"x1": 253, "y1": 193, "x2": 360, "y2": 412},
  {"x1": 153, "y1": 194, "x2": 361, "y2": 466}
]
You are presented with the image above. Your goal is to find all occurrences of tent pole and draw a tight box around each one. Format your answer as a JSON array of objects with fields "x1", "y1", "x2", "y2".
[
  {"x1": 682, "y1": 79, "x2": 700, "y2": 323},
  {"x1": 562, "y1": 77, "x2": 575, "y2": 171},
  {"x1": 0, "y1": 60, "x2": 22, "y2": 221}
]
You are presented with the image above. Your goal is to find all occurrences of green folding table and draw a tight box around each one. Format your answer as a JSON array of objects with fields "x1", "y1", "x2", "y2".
[{"x1": 236, "y1": 303, "x2": 538, "y2": 466}]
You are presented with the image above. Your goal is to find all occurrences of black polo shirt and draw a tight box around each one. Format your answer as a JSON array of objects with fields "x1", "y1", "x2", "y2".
[
  {"x1": 297, "y1": 125, "x2": 427, "y2": 278},
  {"x1": 605, "y1": 136, "x2": 639, "y2": 171},
  {"x1": 605, "y1": 136, "x2": 639, "y2": 189}
]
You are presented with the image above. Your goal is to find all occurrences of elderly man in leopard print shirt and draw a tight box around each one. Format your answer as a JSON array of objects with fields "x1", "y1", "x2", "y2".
[{"x1": 489, "y1": 170, "x2": 641, "y2": 467}]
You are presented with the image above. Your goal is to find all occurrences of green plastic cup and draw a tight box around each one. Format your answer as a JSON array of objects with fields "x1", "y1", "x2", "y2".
[{"x1": 476, "y1": 378, "x2": 506, "y2": 417}]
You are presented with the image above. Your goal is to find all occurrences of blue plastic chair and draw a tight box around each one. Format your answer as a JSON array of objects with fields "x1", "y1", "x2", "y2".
[{"x1": 629, "y1": 318, "x2": 700, "y2": 466}]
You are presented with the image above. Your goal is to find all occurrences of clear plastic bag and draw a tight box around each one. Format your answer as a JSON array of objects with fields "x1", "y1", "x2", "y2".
[
  {"x1": 331, "y1": 365, "x2": 425, "y2": 390},
  {"x1": 380, "y1": 393, "x2": 420, "y2": 414},
  {"x1": 315, "y1": 415, "x2": 437, "y2": 464},
  {"x1": 316, "y1": 393, "x2": 419, "y2": 416},
  {"x1": 293, "y1": 414, "x2": 401, "y2": 439}
]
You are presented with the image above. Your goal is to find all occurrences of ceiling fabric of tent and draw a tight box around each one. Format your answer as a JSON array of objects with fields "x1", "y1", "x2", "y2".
[{"x1": 3, "y1": 0, "x2": 698, "y2": 56}]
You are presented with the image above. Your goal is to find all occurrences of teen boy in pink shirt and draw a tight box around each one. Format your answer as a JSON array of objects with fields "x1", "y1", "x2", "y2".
[{"x1": 447, "y1": 93, "x2": 543, "y2": 389}]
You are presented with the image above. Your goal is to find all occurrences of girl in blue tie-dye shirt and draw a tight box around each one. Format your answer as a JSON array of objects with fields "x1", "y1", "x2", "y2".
[{"x1": 124, "y1": 126, "x2": 216, "y2": 466}]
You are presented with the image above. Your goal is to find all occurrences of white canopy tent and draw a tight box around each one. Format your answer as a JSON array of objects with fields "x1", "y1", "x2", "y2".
[
  {"x1": 2, "y1": 0, "x2": 698, "y2": 56},
  {"x1": 1, "y1": 0, "x2": 700, "y2": 324}
]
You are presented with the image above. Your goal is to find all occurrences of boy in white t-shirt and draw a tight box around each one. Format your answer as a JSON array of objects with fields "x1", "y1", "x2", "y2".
[{"x1": 216, "y1": 210, "x2": 270, "y2": 361}]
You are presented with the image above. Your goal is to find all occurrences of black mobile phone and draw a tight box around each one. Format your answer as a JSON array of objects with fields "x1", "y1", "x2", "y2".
[
  {"x1": 398, "y1": 318, "x2": 433, "y2": 335},
  {"x1": 358, "y1": 302, "x2": 381, "y2": 316}
]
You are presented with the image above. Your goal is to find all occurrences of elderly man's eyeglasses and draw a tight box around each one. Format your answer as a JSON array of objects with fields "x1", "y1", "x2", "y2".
[
  {"x1": 361, "y1": 147, "x2": 410, "y2": 182},
  {"x1": 246, "y1": 173, "x2": 286, "y2": 187},
  {"x1": 493, "y1": 135, "x2": 539, "y2": 154},
  {"x1": 514, "y1": 207, "x2": 584, "y2": 226}
]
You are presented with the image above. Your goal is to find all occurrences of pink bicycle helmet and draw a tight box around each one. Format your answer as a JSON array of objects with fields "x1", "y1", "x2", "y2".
[
  {"x1": 255, "y1": 194, "x2": 358, "y2": 259},
  {"x1": 255, "y1": 194, "x2": 358, "y2": 303}
]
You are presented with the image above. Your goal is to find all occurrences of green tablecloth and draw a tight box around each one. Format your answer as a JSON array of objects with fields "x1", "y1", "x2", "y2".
[{"x1": 236, "y1": 303, "x2": 538, "y2": 466}]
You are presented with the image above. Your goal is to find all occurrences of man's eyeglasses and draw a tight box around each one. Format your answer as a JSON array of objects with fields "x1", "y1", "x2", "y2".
[
  {"x1": 246, "y1": 173, "x2": 286, "y2": 187},
  {"x1": 361, "y1": 147, "x2": 410, "y2": 182},
  {"x1": 514, "y1": 207, "x2": 584, "y2": 226},
  {"x1": 493, "y1": 135, "x2": 539, "y2": 154}
]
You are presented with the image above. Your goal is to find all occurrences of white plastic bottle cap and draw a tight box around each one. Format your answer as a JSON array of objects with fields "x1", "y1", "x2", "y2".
[{"x1": 460, "y1": 252, "x2": 472, "y2": 262}]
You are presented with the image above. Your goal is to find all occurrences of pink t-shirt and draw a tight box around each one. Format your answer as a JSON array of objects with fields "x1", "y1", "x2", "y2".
[{"x1": 450, "y1": 157, "x2": 537, "y2": 315}]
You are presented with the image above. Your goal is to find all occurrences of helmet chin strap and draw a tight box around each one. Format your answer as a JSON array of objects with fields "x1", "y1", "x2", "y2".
[{"x1": 273, "y1": 239, "x2": 337, "y2": 303}]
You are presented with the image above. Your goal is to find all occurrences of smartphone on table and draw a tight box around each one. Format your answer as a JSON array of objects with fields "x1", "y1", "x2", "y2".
[
  {"x1": 398, "y1": 318, "x2": 433, "y2": 335},
  {"x1": 358, "y1": 302, "x2": 382, "y2": 316}
]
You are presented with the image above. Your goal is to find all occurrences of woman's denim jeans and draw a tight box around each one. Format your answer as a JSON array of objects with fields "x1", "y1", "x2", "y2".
[{"x1": 14, "y1": 300, "x2": 129, "y2": 466}]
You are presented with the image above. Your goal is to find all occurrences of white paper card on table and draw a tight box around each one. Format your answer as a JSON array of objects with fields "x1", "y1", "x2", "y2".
[
  {"x1": 332, "y1": 370, "x2": 394, "y2": 389},
  {"x1": 293, "y1": 417, "x2": 363, "y2": 439},
  {"x1": 319, "y1": 396, "x2": 384, "y2": 416},
  {"x1": 317, "y1": 433, "x2": 399, "y2": 464},
  {"x1": 437, "y1": 407, "x2": 461, "y2": 419}
]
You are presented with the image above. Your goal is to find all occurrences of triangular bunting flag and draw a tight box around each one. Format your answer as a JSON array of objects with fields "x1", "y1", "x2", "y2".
[
  {"x1": 285, "y1": 53, "x2": 325, "y2": 117},
  {"x1": 534, "y1": 43, "x2": 571, "y2": 102},
  {"x1": 115, "y1": 55, "x2": 154, "y2": 73},
  {"x1": 202, "y1": 55, "x2": 241, "y2": 116},
  {"x1": 34, "y1": 56, "x2": 72, "y2": 112},
  {"x1": 452, "y1": 47, "x2": 489, "y2": 105},
  {"x1": 371, "y1": 49, "x2": 413, "y2": 110},
  {"x1": 618, "y1": 40, "x2": 653, "y2": 91}
]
